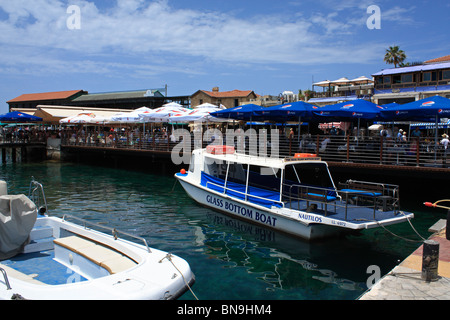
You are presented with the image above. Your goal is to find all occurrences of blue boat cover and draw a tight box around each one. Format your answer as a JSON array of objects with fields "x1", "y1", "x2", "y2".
[{"x1": 201, "y1": 172, "x2": 282, "y2": 208}]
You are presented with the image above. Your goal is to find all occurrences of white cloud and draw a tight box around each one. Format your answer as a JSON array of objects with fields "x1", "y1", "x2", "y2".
[{"x1": 0, "y1": 0, "x2": 391, "y2": 77}]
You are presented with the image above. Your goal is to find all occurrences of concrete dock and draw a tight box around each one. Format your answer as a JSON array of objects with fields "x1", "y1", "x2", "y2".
[{"x1": 359, "y1": 224, "x2": 450, "y2": 300}]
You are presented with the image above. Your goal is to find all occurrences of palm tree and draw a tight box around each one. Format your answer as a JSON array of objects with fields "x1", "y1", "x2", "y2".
[{"x1": 384, "y1": 46, "x2": 407, "y2": 68}]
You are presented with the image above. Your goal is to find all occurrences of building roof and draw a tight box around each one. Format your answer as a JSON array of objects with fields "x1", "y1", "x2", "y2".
[
  {"x1": 8, "y1": 90, "x2": 85, "y2": 103},
  {"x1": 71, "y1": 89, "x2": 164, "y2": 102},
  {"x1": 372, "y1": 62, "x2": 450, "y2": 76},
  {"x1": 425, "y1": 55, "x2": 450, "y2": 64},
  {"x1": 197, "y1": 89, "x2": 257, "y2": 98}
]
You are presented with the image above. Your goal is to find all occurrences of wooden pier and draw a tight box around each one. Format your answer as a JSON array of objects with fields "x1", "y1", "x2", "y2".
[
  {"x1": 0, "y1": 142, "x2": 46, "y2": 163},
  {"x1": 360, "y1": 225, "x2": 450, "y2": 300}
]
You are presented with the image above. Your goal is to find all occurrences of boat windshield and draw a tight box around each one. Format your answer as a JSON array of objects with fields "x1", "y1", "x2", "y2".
[{"x1": 284, "y1": 163, "x2": 334, "y2": 189}]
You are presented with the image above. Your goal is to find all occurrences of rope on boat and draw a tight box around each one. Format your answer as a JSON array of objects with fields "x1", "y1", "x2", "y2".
[
  {"x1": 360, "y1": 210, "x2": 427, "y2": 243},
  {"x1": 160, "y1": 253, "x2": 199, "y2": 300},
  {"x1": 170, "y1": 179, "x2": 179, "y2": 193}
]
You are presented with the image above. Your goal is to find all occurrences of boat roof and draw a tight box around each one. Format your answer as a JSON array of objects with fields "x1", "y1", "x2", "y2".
[{"x1": 200, "y1": 149, "x2": 324, "y2": 169}]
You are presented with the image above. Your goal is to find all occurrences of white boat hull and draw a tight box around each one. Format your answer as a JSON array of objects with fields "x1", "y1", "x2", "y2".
[
  {"x1": 177, "y1": 177, "x2": 344, "y2": 241},
  {"x1": 1, "y1": 216, "x2": 195, "y2": 300},
  {"x1": 175, "y1": 148, "x2": 414, "y2": 241}
]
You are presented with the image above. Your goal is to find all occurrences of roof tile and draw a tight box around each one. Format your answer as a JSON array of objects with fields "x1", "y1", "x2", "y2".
[
  {"x1": 425, "y1": 55, "x2": 450, "y2": 64},
  {"x1": 8, "y1": 90, "x2": 85, "y2": 103},
  {"x1": 201, "y1": 89, "x2": 255, "y2": 98}
]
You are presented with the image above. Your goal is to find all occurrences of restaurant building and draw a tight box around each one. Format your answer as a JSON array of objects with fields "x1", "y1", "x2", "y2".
[
  {"x1": 191, "y1": 87, "x2": 258, "y2": 109},
  {"x1": 372, "y1": 55, "x2": 450, "y2": 105},
  {"x1": 7, "y1": 88, "x2": 191, "y2": 121},
  {"x1": 309, "y1": 76, "x2": 374, "y2": 106},
  {"x1": 7, "y1": 90, "x2": 87, "y2": 111}
]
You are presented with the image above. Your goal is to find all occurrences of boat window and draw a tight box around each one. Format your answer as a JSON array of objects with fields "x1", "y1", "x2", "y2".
[
  {"x1": 225, "y1": 162, "x2": 246, "y2": 184},
  {"x1": 204, "y1": 157, "x2": 226, "y2": 179},
  {"x1": 284, "y1": 163, "x2": 334, "y2": 189},
  {"x1": 247, "y1": 165, "x2": 281, "y2": 192}
]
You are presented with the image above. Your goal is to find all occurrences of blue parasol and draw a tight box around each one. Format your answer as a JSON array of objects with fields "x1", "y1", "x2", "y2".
[
  {"x1": 380, "y1": 95, "x2": 450, "y2": 121},
  {"x1": 254, "y1": 101, "x2": 318, "y2": 122},
  {"x1": 0, "y1": 111, "x2": 43, "y2": 122},
  {"x1": 210, "y1": 104, "x2": 265, "y2": 121},
  {"x1": 313, "y1": 99, "x2": 384, "y2": 121}
]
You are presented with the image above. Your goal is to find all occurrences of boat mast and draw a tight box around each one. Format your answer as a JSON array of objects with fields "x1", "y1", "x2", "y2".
[
  {"x1": 244, "y1": 164, "x2": 250, "y2": 201},
  {"x1": 223, "y1": 160, "x2": 231, "y2": 194}
]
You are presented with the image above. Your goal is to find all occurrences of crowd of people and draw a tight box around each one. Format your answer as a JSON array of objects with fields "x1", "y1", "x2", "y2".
[
  {"x1": 2, "y1": 122, "x2": 449, "y2": 165},
  {"x1": 0, "y1": 126, "x2": 48, "y2": 143}
]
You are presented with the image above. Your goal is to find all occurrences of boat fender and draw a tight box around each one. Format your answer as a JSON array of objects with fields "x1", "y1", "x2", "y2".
[
  {"x1": 180, "y1": 169, "x2": 187, "y2": 175},
  {"x1": 39, "y1": 206, "x2": 47, "y2": 215}
]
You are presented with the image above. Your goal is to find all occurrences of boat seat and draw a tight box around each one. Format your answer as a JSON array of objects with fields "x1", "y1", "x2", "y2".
[
  {"x1": 0, "y1": 263, "x2": 47, "y2": 286},
  {"x1": 304, "y1": 192, "x2": 337, "y2": 202},
  {"x1": 53, "y1": 236, "x2": 137, "y2": 275},
  {"x1": 53, "y1": 235, "x2": 96, "y2": 252}
]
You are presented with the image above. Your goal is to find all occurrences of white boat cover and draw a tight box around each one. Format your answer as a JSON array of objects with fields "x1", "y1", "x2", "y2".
[{"x1": 0, "y1": 195, "x2": 37, "y2": 260}]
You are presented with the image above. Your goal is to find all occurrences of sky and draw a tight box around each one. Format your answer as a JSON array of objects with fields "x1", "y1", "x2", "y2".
[{"x1": 0, "y1": 0, "x2": 449, "y2": 113}]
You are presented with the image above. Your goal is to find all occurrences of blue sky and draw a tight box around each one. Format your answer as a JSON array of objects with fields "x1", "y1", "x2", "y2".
[{"x1": 0, "y1": 0, "x2": 449, "y2": 113}]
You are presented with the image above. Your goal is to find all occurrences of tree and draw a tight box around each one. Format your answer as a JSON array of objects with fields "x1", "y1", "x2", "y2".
[{"x1": 384, "y1": 46, "x2": 407, "y2": 68}]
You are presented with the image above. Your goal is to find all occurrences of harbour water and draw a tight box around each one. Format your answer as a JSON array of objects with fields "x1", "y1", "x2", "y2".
[{"x1": 0, "y1": 160, "x2": 446, "y2": 300}]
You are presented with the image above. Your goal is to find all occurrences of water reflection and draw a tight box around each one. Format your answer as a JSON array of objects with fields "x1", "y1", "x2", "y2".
[{"x1": 190, "y1": 209, "x2": 366, "y2": 293}]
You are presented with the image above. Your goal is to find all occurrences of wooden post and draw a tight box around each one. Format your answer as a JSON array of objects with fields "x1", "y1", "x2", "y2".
[
  {"x1": 379, "y1": 136, "x2": 383, "y2": 164},
  {"x1": 316, "y1": 135, "x2": 320, "y2": 155},
  {"x1": 289, "y1": 135, "x2": 292, "y2": 156},
  {"x1": 416, "y1": 138, "x2": 420, "y2": 166},
  {"x1": 346, "y1": 135, "x2": 350, "y2": 162},
  {"x1": 152, "y1": 130, "x2": 156, "y2": 150},
  {"x1": 167, "y1": 131, "x2": 170, "y2": 152}
]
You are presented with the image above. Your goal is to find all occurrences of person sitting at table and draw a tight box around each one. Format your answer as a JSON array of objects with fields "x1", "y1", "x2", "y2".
[
  {"x1": 412, "y1": 127, "x2": 422, "y2": 139},
  {"x1": 320, "y1": 136, "x2": 331, "y2": 153}
]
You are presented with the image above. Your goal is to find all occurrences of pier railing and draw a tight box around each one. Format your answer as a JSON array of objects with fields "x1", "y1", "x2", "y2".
[{"x1": 60, "y1": 131, "x2": 450, "y2": 169}]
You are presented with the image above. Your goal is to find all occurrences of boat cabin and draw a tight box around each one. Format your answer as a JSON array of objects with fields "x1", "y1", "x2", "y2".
[
  {"x1": 186, "y1": 146, "x2": 401, "y2": 219},
  {"x1": 188, "y1": 147, "x2": 340, "y2": 212}
]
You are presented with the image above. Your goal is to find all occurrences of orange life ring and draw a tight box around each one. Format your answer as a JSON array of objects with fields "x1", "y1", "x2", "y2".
[{"x1": 294, "y1": 153, "x2": 317, "y2": 158}]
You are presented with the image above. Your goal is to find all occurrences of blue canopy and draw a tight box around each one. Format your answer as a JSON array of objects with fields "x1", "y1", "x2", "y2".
[
  {"x1": 313, "y1": 99, "x2": 384, "y2": 121},
  {"x1": 210, "y1": 104, "x2": 265, "y2": 121},
  {"x1": 381, "y1": 95, "x2": 450, "y2": 121},
  {"x1": 0, "y1": 111, "x2": 43, "y2": 123},
  {"x1": 253, "y1": 101, "x2": 317, "y2": 122}
]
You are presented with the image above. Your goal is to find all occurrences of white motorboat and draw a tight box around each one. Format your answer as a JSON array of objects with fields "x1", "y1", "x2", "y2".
[
  {"x1": 0, "y1": 179, "x2": 195, "y2": 300},
  {"x1": 175, "y1": 146, "x2": 414, "y2": 241}
]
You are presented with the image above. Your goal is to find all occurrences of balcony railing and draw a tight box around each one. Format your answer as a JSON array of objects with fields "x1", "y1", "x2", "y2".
[{"x1": 60, "y1": 130, "x2": 450, "y2": 169}]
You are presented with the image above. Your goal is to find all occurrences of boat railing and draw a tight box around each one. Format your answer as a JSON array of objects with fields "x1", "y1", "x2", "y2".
[
  {"x1": 205, "y1": 181, "x2": 285, "y2": 208},
  {"x1": 61, "y1": 214, "x2": 151, "y2": 253},
  {"x1": 28, "y1": 178, "x2": 48, "y2": 215},
  {"x1": 62, "y1": 131, "x2": 450, "y2": 170},
  {"x1": 283, "y1": 182, "x2": 400, "y2": 221},
  {"x1": 283, "y1": 184, "x2": 341, "y2": 216},
  {"x1": 0, "y1": 267, "x2": 12, "y2": 290},
  {"x1": 338, "y1": 179, "x2": 400, "y2": 213}
]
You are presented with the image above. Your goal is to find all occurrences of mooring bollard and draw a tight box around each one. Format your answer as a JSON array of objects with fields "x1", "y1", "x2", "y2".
[
  {"x1": 447, "y1": 210, "x2": 450, "y2": 241},
  {"x1": 422, "y1": 240, "x2": 440, "y2": 282}
]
